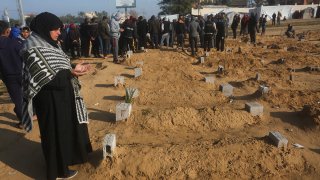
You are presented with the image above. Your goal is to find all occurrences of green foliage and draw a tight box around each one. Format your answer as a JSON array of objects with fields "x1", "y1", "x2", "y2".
[
  {"x1": 125, "y1": 88, "x2": 136, "y2": 104},
  {"x1": 158, "y1": 0, "x2": 197, "y2": 16}
]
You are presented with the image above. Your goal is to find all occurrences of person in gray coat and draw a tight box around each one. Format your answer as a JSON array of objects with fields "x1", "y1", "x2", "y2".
[
  {"x1": 110, "y1": 12, "x2": 123, "y2": 63},
  {"x1": 188, "y1": 16, "x2": 201, "y2": 56}
]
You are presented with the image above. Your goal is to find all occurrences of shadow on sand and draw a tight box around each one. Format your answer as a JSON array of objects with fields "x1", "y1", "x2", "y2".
[
  {"x1": 88, "y1": 108, "x2": 115, "y2": 123},
  {"x1": 0, "y1": 128, "x2": 45, "y2": 179},
  {"x1": 270, "y1": 111, "x2": 316, "y2": 129}
]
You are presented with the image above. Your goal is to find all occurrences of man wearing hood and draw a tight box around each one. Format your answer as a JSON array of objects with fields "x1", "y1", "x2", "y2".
[
  {"x1": 137, "y1": 16, "x2": 148, "y2": 49},
  {"x1": 248, "y1": 13, "x2": 258, "y2": 44},
  {"x1": 149, "y1": 15, "x2": 160, "y2": 49},
  {"x1": 0, "y1": 20, "x2": 23, "y2": 125},
  {"x1": 110, "y1": 12, "x2": 123, "y2": 63},
  {"x1": 188, "y1": 16, "x2": 201, "y2": 56}
]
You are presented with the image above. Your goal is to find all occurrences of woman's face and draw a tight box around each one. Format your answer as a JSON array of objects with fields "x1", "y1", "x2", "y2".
[{"x1": 49, "y1": 28, "x2": 61, "y2": 41}]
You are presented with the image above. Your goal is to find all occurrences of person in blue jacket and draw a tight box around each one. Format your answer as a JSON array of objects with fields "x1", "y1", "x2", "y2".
[{"x1": 0, "y1": 20, "x2": 23, "y2": 125}]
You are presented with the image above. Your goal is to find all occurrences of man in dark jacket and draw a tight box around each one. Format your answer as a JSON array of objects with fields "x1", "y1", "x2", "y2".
[
  {"x1": 203, "y1": 16, "x2": 216, "y2": 52},
  {"x1": 175, "y1": 15, "x2": 185, "y2": 50},
  {"x1": 215, "y1": 14, "x2": 225, "y2": 52},
  {"x1": 80, "y1": 18, "x2": 91, "y2": 57},
  {"x1": 149, "y1": 15, "x2": 160, "y2": 49},
  {"x1": 231, "y1": 14, "x2": 240, "y2": 39},
  {"x1": 0, "y1": 20, "x2": 23, "y2": 124},
  {"x1": 122, "y1": 17, "x2": 136, "y2": 56},
  {"x1": 67, "y1": 23, "x2": 81, "y2": 59},
  {"x1": 98, "y1": 16, "x2": 111, "y2": 58},
  {"x1": 248, "y1": 13, "x2": 258, "y2": 44},
  {"x1": 160, "y1": 17, "x2": 171, "y2": 48},
  {"x1": 137, "y1": 16, "x2": 148, "y2": 49},
  {"x1": 89, "y1": 17, "x2": 101, "y2": 58}
]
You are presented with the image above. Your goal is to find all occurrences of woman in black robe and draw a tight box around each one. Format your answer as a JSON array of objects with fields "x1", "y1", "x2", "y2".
[{"x1": 21, "y1": 12, "x2": 92, "y2": 180}]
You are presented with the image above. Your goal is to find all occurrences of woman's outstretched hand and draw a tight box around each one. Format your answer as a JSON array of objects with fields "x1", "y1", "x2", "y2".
[{"x1": 72, "y1": 61, "x2": 91, "y2": 76}]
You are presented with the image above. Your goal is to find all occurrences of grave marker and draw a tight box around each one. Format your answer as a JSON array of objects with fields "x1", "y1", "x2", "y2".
[
  {"x1": 134, "y1": 67, "x2": 143, "y2": 78},
  {"x1": 256, "y1": 73, "x2": 261, "y2": 81},
  {"x1": 218, "y1": 65, "x2": 224, "y2": 74},
  {"x1": 116, "y1": 102, "x2": 132, "y2": 121},
  {"x1": 199, "y1": 57, "x2": 205, "y2": 64},
  {"x1": 219, "y1": 83, "x2": 234, "y2": 97},
  {"x1": 258, "y1": 85, "x2": 269, "y2": 95},
  {"x1": 245, "y1": 102, "x2": 263, "y2": 116},
  {"x1": 205, "y1": 76, "x2": 215, "y2": 84},
  {"x1": 102, "y1": 134, "x2": 116, "y2": 158},
  {"x1": 269, "y1": 131, "x2": 288, "y2": 149},
  {"x1": 114, "y1": 76, "x2": 125, "y2": 86}
]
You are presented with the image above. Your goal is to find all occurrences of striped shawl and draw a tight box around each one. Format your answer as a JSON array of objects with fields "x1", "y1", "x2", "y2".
[{"x1": 21, "y1": 33, "x2": 88, "y2": 132}]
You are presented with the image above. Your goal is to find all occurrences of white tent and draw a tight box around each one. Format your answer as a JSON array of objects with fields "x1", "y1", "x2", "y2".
[
  {"x1": 159, "y1": 14, "x2": 179, "y2": 22},
  {"x1": 255, "y1": 4, "x2": 319, "y2": 20}
]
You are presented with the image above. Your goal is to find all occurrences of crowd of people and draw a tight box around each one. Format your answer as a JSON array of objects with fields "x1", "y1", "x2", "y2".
[{"x1": 49, "y1": 12, "x2": 266, "y2": 60}]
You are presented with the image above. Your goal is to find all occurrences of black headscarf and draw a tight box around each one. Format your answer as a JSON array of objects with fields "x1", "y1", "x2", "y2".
[{"x1": 30, "y1": 12, "x2": 63, "y2": 48}]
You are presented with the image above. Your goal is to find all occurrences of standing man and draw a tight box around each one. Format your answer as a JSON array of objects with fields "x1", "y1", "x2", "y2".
[
  {"x1": 203, "y1": 15, "x2": 216, "y2": 53},
  {"x1": 89, "y1": 17, "x2": 101, "y2": 58},
  {"x1": 110, "y1": 12, "x2": 123, "y2": 64},
  {"x1": 175, "y1": 15, "x2": 186, "y2": 50},
  {"x1": 0, "y1": 20, "x2": 23, "y2": 125},
  {"x1": 248, "y1": 13, "x2": 258, "y2": 44},
  {"x1": 137, "y1": 16, "x2": 148, "y2": 49},
  {"x1": 231, "y1": 14, "x2": 240, "y2": 39},
  {"x1": 261, "y1": 15, "x2": 267, "y2": 36},
  {"x1": 272, "y1": 13, "x2": 276, "y2": 26},
  {"x1": 215, "y1": 14, "x2": 225, "y2": 52},
  {"x1": 149, "y1": 15, "x2": 160, "y2": 49},
  {"x1": 188, "y1": 16, "x2": 201, "y2": 56},
  {"x1": 160, "y1": 17, "x2": 171, "y2": 48},
  {"x1": 277, "y1": 11, "x2": 282, "y2": 26},
  {"x1": 80, "y1": 18, "x2": 90, "y2": 57},
  {"x1": 98, "y1": 16, "x2": 111, "y2": 58}
]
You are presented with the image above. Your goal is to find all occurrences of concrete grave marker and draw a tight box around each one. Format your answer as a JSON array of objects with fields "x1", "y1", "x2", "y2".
[
  {"x1": 102, "y1": 134, "x2": 116, "y2": 158},
  {"x1": 114, "y1": 76, "x2": 125, "y2": 86},
  {"x1": 127, "y1": 50, "x2": 133, "y2": 55},
  {"x1": 226, "y1": 47, "x2": 232, "y2": 53},
  {"x1": 218, "y1": 65, "x2": 224, "y2": 74},
  {"x1": 134, "y1": 67, "x2": 143, "y2": 78},
  {"x1": 205, "y1": 52, "x2": 210, "y2": 57},
  {"x1": 219, "y1": 83, "x2": 234, "y2": 97},
  {"x1": 245, "y1": 102, "x2": 263, "y2": 116},
  {"x1": 141, "y1": 47, "x2": 145, "y2": 51},
  {"x1": 199, "y1": 57, "x2": 205, "y2": 64},
  {"x1": 289, "y1": 74, "x2": 294, "y2": 81},
  {"x1": 258, "y1": 85, "x2": 269, "y2": 95},
  {"x1": 116, "y1": 102, "x2": 132, "y2": 121},
  {"x1": 269, "y1": 131, "x2": 288, "y2": 149},
  {"x1": 255, "y1": 73, "x2": 261, "y2": 81},
  {"x1": 205, "y1": 76, "x2": 215, "y2": 84}
]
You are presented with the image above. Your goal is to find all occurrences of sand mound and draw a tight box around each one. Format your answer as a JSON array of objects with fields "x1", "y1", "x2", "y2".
[{"x1": 140, "y1": 106, "x2": 257, "y2": 132}]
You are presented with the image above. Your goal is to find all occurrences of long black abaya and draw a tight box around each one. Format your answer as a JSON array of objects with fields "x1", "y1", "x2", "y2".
[{"x1": 33, "y1": 70, "x2": 92, "y2": 180}]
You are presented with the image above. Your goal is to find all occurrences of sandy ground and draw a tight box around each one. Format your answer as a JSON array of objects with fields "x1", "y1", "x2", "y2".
[{"x1": 0, "y1": 19, "x2": 320, "y2": 179}]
